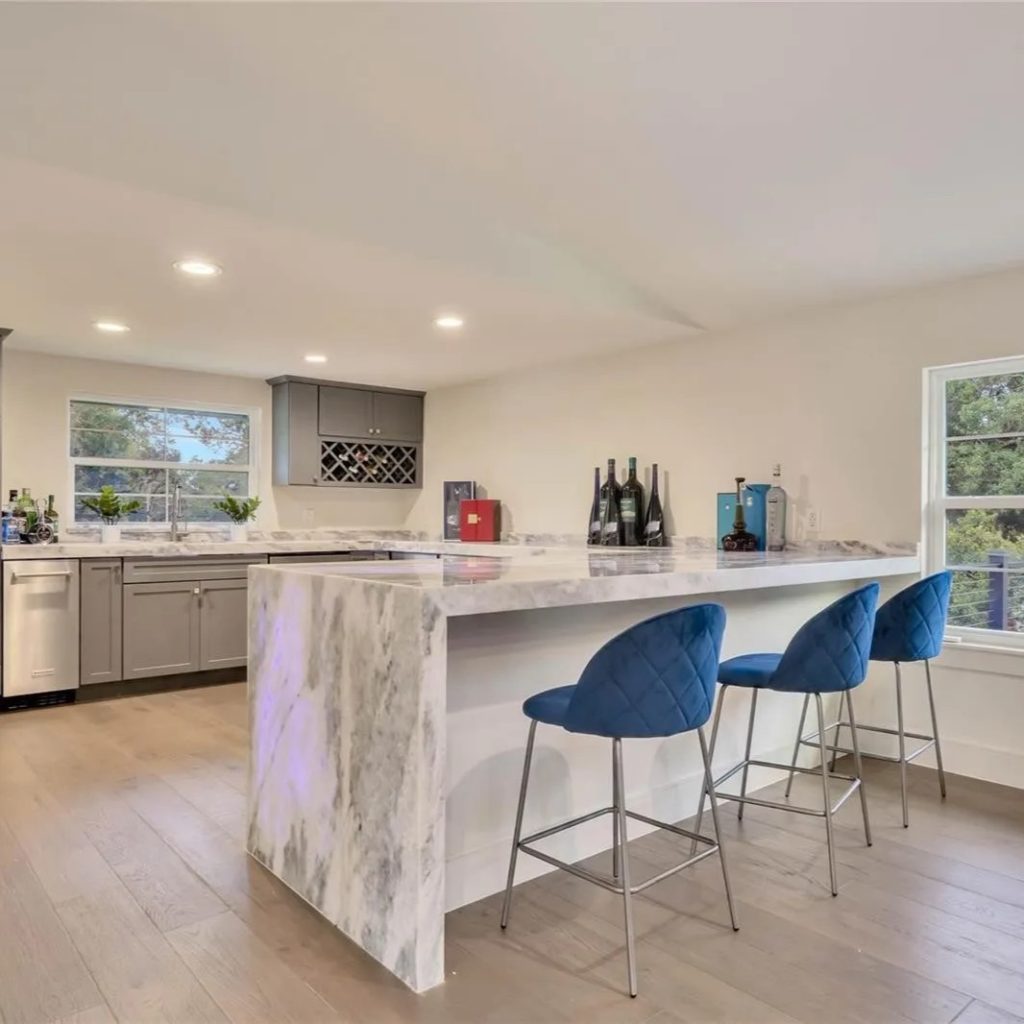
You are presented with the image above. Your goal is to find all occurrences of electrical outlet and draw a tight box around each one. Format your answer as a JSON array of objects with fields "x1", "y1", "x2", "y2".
[
  {"x1": 807, "y1": 507, "x2": 821, "y2": 534},
  {"x1": 302, "y1": 506, "x2": 315, "y2": 527}
]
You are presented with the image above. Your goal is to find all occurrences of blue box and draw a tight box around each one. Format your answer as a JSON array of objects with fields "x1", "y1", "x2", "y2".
[{"x1": 717, "y1": 484, "x2": 770, "y2": 550}]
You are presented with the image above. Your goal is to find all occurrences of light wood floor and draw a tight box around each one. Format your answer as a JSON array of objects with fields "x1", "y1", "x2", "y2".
[{"x1": 0, "y1": 682, "x2": 1022, "y2": 1024}]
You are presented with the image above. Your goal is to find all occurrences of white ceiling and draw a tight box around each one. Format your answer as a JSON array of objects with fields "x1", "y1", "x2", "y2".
[{"x1": 2, "y1": 3, "x2": 1024, "y2": 389}]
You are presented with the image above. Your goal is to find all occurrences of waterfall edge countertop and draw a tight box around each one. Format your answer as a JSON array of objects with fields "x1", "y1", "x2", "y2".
[
  {"x1": 246, "y1": 544, "x2": 919, "y2": 995},
  {"x1": 249, "y1": 545, "x2": 920, "y2": 614}
]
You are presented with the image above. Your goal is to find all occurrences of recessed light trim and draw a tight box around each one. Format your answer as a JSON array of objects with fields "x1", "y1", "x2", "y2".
[
  {"x1": 174, "y1": 259, "x2": 222, "y2": 277},
  {"x1": 434, "y1": 315, "x2": 464, "y2": 329},
  {"x1": 304, "y1": 354, "x2": 327, "y2": 364},
  {"x1": 93, "y1": 320, "x2": 130, "y2": 334}
]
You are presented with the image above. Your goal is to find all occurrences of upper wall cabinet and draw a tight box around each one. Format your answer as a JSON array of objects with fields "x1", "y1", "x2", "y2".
[{"x1": 269, "y1": 377, "x2": 424, "y2": 488}]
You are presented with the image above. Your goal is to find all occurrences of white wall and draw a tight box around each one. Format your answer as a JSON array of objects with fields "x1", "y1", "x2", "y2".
[
  {"x1": 0, "y1": 349, "x2": 417, "y2": 530},
  {"x1": 413, "y1": 266, "x2": 1024, "y2": 791},
  {"x1": 411, "y1": 265, "x2": 1024, "y2": 543}
]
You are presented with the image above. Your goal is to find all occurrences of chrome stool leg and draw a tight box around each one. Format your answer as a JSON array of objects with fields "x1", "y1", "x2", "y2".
[
  {"x1": 699, "y1": 726, "x2": 739, "y2": 932},
  {"x1": 612, "y1": 738, "x2": 637, "y2": 998},
  {"x1": 500, "y1": 720, "x2": 537, "y2": 929},
  {"x1": 925, "y1": 660, "x2": 947, "y2": 799},
  {"x1": 691, "y1": 684, "x2": 728, "y2": 855},
  {"x1": 894, "y1": 663, "x2": 909, "y2": 828},
  {"x1": 829, "y1": 692, "x2": 845, "y2": 774},
  {"x1": 784, "y1": 693, "x2": 811, "y2": 798},
  {"x1": 845, "y1": 691, "x2": 872, "y2": 847},
  {"x1": 612, "y1": 745, "x2": 621, "y2": 881},
  {"x1": 737, "y1": 690, "x2": 758, "y2": 821},
  {"x1": 815, "y1": 694, "x2": 839, "y2": 896}
]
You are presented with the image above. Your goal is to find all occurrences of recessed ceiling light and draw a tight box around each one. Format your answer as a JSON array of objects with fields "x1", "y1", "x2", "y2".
[
  {"x1": 304, "y1": 354, "x2": 327, "y2": 364},
  {"x1": 93, "y1": 320, "x2": 130, "y2": 334},
  {"x1": 174, "y1": 259, "x2": 222, "y2": 277},
  {"x1": 434, "y1": 315, "x2": 464, "y2": 329}
]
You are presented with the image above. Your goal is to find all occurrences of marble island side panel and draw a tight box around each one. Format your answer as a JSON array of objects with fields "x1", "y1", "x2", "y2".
[{"x1": 246, "y1": 568, "x2": 448, "y2": 991}]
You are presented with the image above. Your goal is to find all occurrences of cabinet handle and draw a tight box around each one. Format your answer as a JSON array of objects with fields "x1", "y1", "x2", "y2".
[{"x1": 11, "y1": 570, "x2": 72, "y2": 581}]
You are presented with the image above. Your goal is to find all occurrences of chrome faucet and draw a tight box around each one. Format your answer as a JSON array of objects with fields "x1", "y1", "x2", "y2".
[{"x1": 170, "y1": 484, "x2": 186, "y2": 541}]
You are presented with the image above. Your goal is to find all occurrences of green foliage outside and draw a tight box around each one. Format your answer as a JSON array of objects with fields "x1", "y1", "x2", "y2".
[{"x1": 945, "y1": 374, "x2": 1024, "y2": 632}]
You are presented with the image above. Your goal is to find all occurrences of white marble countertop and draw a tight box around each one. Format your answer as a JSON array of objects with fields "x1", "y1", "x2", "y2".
[
  {"x1": 253, "y1": 546, "x2": 921, "y2": 616},
  {"x1": 0, "y1": 535, "x2": 547, "y2": 560}
]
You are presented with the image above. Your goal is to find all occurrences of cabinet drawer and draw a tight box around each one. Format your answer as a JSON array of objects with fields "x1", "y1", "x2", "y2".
[{"x1": 123, "y1": 556, "x2": 266, "y2": 584}]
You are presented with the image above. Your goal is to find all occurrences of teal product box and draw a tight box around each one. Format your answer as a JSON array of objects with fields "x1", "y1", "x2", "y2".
[{"x1": 717, "y1": 483, "x2": 770, "y2": 550}]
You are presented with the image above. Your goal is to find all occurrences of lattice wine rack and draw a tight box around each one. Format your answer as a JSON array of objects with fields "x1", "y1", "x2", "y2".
[{"x1": 319, "y1": 439, "x2": 419, "y2": 487}]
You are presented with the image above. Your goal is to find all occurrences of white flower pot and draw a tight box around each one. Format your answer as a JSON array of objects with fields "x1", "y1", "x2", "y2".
[
  {"x1": 101, "y1": 524, "x2": 121, "y2": 544},
  {"x1": 229, "y1": 523, "x2": 249, "y2": 542}
]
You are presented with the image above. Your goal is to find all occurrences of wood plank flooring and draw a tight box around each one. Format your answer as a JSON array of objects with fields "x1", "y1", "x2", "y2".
[{"x1": 0, "y1": 682, "x2": 1021, "y2": 1023}]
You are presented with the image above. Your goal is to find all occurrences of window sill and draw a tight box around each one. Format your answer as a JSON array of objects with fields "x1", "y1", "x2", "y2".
[{"x1": 936, "y1": 637, "x2": 1024, "y2": 677}]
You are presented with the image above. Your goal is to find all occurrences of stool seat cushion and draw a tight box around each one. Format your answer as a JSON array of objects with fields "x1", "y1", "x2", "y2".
[
  {"x1": 718, "y1": 653, "x2": 783, "y2": 688},
  {"x1": 523, "y1": 685, "x2": 577, "y2": 727}
]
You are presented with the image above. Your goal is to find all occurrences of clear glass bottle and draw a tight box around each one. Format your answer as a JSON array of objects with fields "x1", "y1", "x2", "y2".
[{"x1": 766, "y1": 464, "x2": 787, "y2": 552}]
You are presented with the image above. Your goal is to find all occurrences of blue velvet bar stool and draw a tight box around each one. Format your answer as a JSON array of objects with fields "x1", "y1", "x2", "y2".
[
  {"x1": 499, "y1": 603, "x2": 739, "y2": 998},
  {"x1": 786, "y1": 571, "x2": 953, "y2": 828},
  {"x1": 692, "y1": 583, "x2": 879, "y2": 896}
]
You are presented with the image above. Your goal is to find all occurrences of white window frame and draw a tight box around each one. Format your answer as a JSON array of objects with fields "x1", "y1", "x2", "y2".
[
  {"x1": 924, "y1": 355, "x2": 1024, "y2": 653},
  {"x1": 68, "y1": 393, "x2": 260, "y2": 529}
]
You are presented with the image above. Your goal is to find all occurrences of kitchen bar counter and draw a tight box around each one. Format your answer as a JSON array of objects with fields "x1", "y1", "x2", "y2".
[{"x1": 245, "y1": 545, "x2": 918, "y2": 993}]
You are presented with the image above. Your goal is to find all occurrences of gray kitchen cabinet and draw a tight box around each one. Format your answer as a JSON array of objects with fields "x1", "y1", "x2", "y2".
[
  {"x1": 269, "y1": 376, "x2": 424, "y2": 487},
  {"x1": 372, "y1": 391, "x2": 423, "y2": 442},
  {"x1": 271, "y1": 379, "x2": 320, "y2": 486},
  {"x1": 318, "y1": 385, "x2": 374, "y2": 438},
  {"x1": 122, "y1": 580, "x2": 201, "y2": 679},
  {"x1": 198, "y1": 578, "x2": 248, "y2": 670},
  {"x1": 80, "y1": 559, "x2": 122, "y2": 684}
]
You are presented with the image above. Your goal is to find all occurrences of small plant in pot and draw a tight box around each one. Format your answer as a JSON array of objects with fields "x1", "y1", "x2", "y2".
[
  {"x1": 80, "y1": 485, "x2": 142, "y2": 544},
  {"x1": 213, "y1": 494, "x2": 261, "y2": 542}
]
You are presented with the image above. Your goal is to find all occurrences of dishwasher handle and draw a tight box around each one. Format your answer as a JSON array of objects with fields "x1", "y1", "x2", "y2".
[{"x1": 10, "y1": 569, "x2": 74, "y2": 581}]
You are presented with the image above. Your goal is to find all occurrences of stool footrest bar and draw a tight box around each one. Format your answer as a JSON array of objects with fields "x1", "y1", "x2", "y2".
[{"x1": 519, "y1": 806, "x2": 612, "y2": 847}]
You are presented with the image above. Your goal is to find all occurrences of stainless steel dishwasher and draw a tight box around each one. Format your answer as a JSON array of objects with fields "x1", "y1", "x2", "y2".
[{"x1": 2, "y1": 559, "x2": 80, "y2": 697}]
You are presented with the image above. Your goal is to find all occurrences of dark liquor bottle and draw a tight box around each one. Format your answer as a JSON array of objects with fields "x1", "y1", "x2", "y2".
[
  {"x1": 620, "y1": 457, "x2": 645, "y2": 546},
  {"x1": 721, "y1": 477, "x2": 759, "y2": 552},
  {"x1": 587, "y1": 467, "x2": 602, "y2": 545},
  {"x1": 599, "y1": 461, "x2": 623, "y2": 546},
  {"x1": 598, "y1": 458, "x2": 622, "y2": 518},
  {"x1": 643, "y1": 463, "x2": 666, "y2": 547}
]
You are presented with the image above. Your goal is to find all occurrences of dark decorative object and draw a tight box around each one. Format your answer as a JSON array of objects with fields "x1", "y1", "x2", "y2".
[
  {"x1": 444, "y1": 480, "x2": 476, "y2": 540},
  {"x1": 721, "y1": 477, "x2": 759, "y2": 552},
  {"x1": 643, "y1": 463, "x2": 665, "y2": 547}
]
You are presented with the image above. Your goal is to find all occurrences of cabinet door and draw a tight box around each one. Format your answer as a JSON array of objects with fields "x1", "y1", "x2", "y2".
[
  {"x1": 80, "y1": 559, "x2": 122, "y2": 684},
  {"x1": 318, "y1": 386, "x2": 373, "y2": 438},
  {"x1": 372, "y1": 391, "x2": 423, "y2": 442},
  {"x1": 272, "y1": 382, "x2": 320, "y2": 486},
  {"x1": 198, "y1": 578, "x2": 248, "y2": 670},
  {"x1": 122, "y1": 581, "x2": 200, "y2": 679}
]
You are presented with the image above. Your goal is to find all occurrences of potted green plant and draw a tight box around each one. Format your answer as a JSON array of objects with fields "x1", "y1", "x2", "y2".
[
  {"x1": 213, "y1": 493, "x2": 261, "y2": 542},
  {"x1": 80, "y1": 485, "x2": 142, "y2": 544}
]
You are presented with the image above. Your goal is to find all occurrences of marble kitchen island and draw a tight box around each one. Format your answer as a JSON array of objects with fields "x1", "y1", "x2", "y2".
[{"x1": 246, "y1": 545, "x2": 919, "y2": 992}]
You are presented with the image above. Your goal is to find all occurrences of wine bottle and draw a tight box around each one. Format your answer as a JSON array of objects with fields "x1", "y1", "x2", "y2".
[
  {"x1": 620, "y1": 457, "x2": 645, "y2": 546},
  {"x1": 766, "y1": 463, "x2": 787, "y2": 552},
  {"x1": 721, "y1": 477, "x2": 759, "y2": 552},
  {"x1": 587, "y1": 467, "x2": 602, "y2": 545},
  {"x1": 599, "y1": 461, "x2": 623, "y2": 546},
  {"x1": 643, "y1": 463, "x2": 665, "y2": 547}
]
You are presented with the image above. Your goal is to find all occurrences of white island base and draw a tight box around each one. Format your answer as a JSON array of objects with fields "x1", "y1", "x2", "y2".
[{"x1": 246, "y1": 546, "x2": 917, "y2": 992}]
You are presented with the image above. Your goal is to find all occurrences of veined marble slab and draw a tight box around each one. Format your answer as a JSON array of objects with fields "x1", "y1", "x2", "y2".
[{"x1": 246, "y1": 545, "x2": 919, "y2": 992}]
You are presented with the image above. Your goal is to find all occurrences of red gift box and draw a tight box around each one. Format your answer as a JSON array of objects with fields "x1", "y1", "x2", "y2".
[{"x1": 459, "y1": 499, "x2": 501, "y2": 542}]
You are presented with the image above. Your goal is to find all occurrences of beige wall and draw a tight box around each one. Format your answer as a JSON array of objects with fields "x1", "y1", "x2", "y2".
[
  {"x1": 0, "y1": 349, "x2": 417, "y2": 529},
  {"x1": 410, "y1": 266, "x2": 1024, "y2": 543}
]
